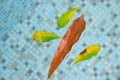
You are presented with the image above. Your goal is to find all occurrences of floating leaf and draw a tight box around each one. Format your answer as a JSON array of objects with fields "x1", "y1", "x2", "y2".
[
  {"x1": 48, "y1": 15, "x2": 86, "y2": 79},
  {"x1": 57, "y1": 6, "x2": 80, "y2": 28},
  {"x1": 74, "y1": 44, "x2": 101, "y2": 64},
  {"x1": 32, "y1": 30, "x2": 60, "y2": 42}
]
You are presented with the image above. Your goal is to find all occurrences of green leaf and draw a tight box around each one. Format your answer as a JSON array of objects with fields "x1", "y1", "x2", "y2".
[
  {"x1": 32, "y1": 30, "x2": 60, "y2": 42},
  {"x1": 74, "y1": 44, "x2": 101, "y2": 64},
  {"x1": 57, "y1": 6, "x2": 80, "y2": 28}
]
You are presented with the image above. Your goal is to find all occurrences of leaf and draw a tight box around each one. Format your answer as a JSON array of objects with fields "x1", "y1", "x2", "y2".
[
  {"x1": 47, "y1": 15, "x2": 86, "y2": 79},
  {"x1": 74, "y1": 44, "x2": 101, "y2": 64},
  {"x1": 32, "y1": 30, "x2": 60, "y2": 42},
  {"x1": 57, "y1": 6, "x2": 80, "y2": 28}
]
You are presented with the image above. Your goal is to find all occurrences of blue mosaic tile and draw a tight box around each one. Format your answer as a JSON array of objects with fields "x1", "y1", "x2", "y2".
[{"x1": 0, "y1": 0, "x2": 120, "y2": 80}]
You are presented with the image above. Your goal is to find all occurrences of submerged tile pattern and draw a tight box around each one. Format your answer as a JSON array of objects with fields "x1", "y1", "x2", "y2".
[
  {"x1": 0, "y1": 0, "x2": 37, "y2": 39},
  {"x1": 0, "y1": 0, "x2": 120, "y2": 80}
]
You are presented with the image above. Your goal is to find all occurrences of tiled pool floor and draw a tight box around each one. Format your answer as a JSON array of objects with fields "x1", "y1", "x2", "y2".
[{"x1": 0, "y1": 0, "x2": 120, "y2": 80}]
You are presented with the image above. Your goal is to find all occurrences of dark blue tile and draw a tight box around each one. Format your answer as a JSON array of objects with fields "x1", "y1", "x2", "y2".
[
  {"x1": 98, "y1": 56, "x2": 102, "y2": 60},
  {"x1": 106, "y1": 3, "x2": 111, "y2": 7},
  {"x1": 14, "y1": 67, "x2": 18, "y2": 71},
  {"x1": 82, "y1": 68, "x2": 86, "y2": 72},
  {"x1": 56, "y1": 27, "x2": 60, "y2": 30},
  {"x1": 116, "y1": 65, "x2": 120, "y2": 70},
  {"x1": 0, "y1": 78, "x2": 5, "y2": 80},
  {"x1": 27, "y1": 16, "x2": 31, "y2": 20},
  {"x1": 10, "y1": 44, "x2": 14, "y2": 48},
  {"x1": 26, "y1": 38, "x2": 30, "y2": 42},
  {"x1": 67, "y1": 58, "x2": 73, "y2": 65},
  {"x1": 32, "y1": 26, "x2": 35, "y2": 30},
  {"x1": 38, "y1": 43, "x2": 43, "y2": 46},
  {"x1": 3, "y1": 11, "x2": 7, "y2": 14},
  {"x1": 93, "y1": 67, "x2": 97, "y2": 71},
  {"x1": 55, "y1": 16, "x2": 58, "y2": 19},
  {"x1": 24, "y1": 61, "x2": 29, "y2": 66},
  {"x1": 118, "y1": 77, "x2": 120, "y2": 80},
  {"x1": 89, "y1": 18, "x2": 92, "y2": 22},
  {"x1": 2, "y1": 66, "x2": 7, "y2": 69},
  {"x1": 94, "y1": 73, "x2": 97, "y2": 77},
  {"x1": 82, "y1": 3, "x2": 86, "y2": 7},
  {"x1": 82, "y1": 43, "x2": 86, "y2": 47},
  {"x1": 107, "y1": 33, "x2": 110, "y2": 36},
  {"x1": 36, "y1": 2, "x2": 39, "y2": 6},
  {"x1": 68, "y1": 7, "x2": 72, "y2": 10},
  {"x1": 46, "y1": 43, "x2": 50, "y2": 47},
  {"x1": 81, "y1": 0, "x2": 85, "y2": 2},
  {"x1": 114, "y1": 24, "x2": 119, "y2": 28},
  {"x1": 105, "y1": 72, "x2": 110, "y2": 76},
  {"x1": 101, "y1": 0, "x2": 104, "y2": 2},
  {"x1": 102, "y1": 44, "x2": 106, "y2": 48},
  {"x1": 37, "y1": 72, "x2": 41, "y2": 76},
  {"x1": 18, "y1": 31, "x2": 22, "y2": 34},
  {"x1": 113, "y1": 13, "x2": 117, "y2": 18},
  {"x1": 44, "y1": 57, "x2": 48, "y2": 61},
  {"x1": 108, "y1": 49, "x2": 113, "y2": 53},
  {"x1": 21, "y1": 48, "x2": 25, "y2": 52},
  {"x1": 92, "y1": 2, "x2": 96, "y2": 6},
  {"x1": 52, "y1": 3, "x2": 56, "y2": 6},
  {"x1": 106, "y1": 77, "x2": 111, "y2": 80},
  {"x1": 2, "y1": 35, "x2": 9, "y2": 42},
  {"x1": 77, "y1": 9, "x2": 81, "y2": 12},
  {"x1": 37, "y1": 15, "x2": 41, "y2": 19},
  {"x1": 16, "y1": 44, "x2": 19, "y2": 48},
  {"x1": 113, "y1": 43, "x2": 118, "y2": 47},
  {"x1": 10, "y1": 5, "x2": 14, "y2": 8},
  {"x1": 101, "y1": 28, "x2": 105, "y2": 32},
  {"x1": 19, "y1": 20, "x2": 23, "y2": 23},
  {"x1": 8, "y1": 10, "x2": 11, "y2": 13},
  {"x1": 23, "y1": 4, "x2": 27, "y2": 8},
  {"x1": 1, "y1": 59, "x2": 6, "y2": 63},
  {"x1": 112, "y1": 32, "x2": 116, "y2": 36},
  {"x1": 27, "y1": 21, "x2": 30, "y2": 25},
  {"x1": 27, "y1": 69, "x2": 33, "y2": 75},
  {"x1": 59, "y1": 70, "x2": 63, "y2": 74},
  {"x1": 70, "y1": 0, "x2": 74, "y2": 2}
]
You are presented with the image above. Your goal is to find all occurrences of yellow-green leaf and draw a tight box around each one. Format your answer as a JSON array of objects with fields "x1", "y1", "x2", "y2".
[
  {"x1": 74, "y1": 44, "x2": 101, "y2": 64},
  {"x1": 32, "y1": 30, "x2": 60, "y2": 42},
  {"x1": 57, "y1": 6, "x2": 80, "y2": 28}
]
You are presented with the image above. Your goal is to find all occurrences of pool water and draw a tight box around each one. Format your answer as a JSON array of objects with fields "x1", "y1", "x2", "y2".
[{"x1": 0, "y1": 0, "x2": 120, "y2": 80}]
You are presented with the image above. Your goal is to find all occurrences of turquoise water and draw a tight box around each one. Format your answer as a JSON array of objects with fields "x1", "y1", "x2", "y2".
[{"x1": 0, "y1": 0, "x2": 120, "y2": 80}]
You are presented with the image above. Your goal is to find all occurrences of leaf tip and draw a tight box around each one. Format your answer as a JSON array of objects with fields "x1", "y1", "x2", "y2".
[
  {"x1": 75, "y1": 6, "x2": 80, "y2": 10},
  {"x1": 57, "y1": 21, "x2": 64, "y2": 28},
  {"x1": 47, "y1": 77, "x2": 49, "y2": 80},
  {"x1": 74, "y1": 61, "x2": 77, "y2": 65},
  {"x1": 74, "y1": 59, "x2": 80, "y2": 65},
  {"x1": 31, "y1": 33, "x2": 36, "y2": 41},
  {"x1": 57, "y1": 6, "x2": 81, "y2": 28},
  {"x1": 81, "y1": 14, "x2": 84, "y2": 19},
  {"x1": 57, "y1": 35, "x2": 61, "y2": 38}
]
